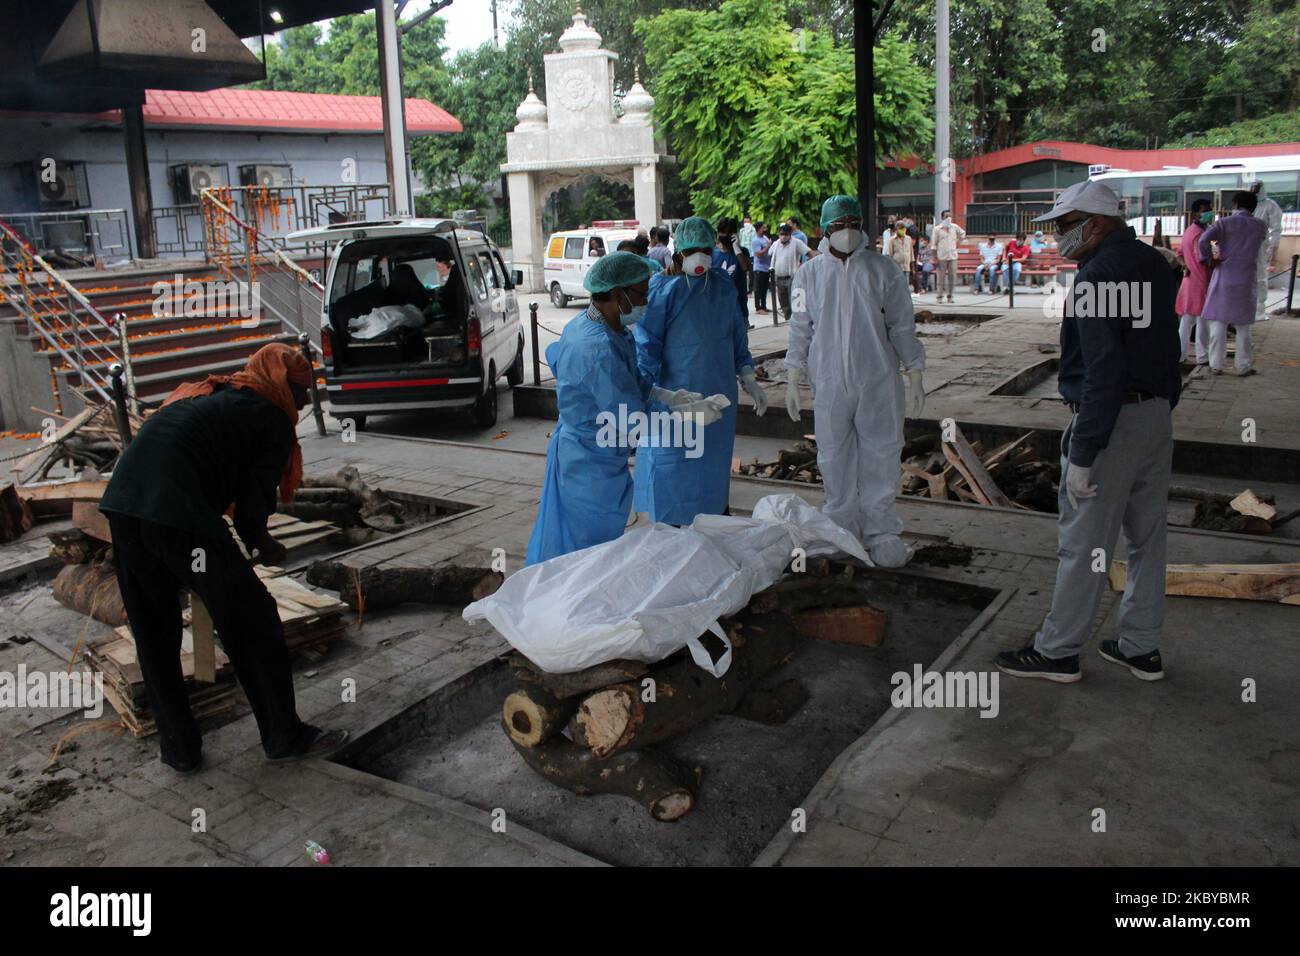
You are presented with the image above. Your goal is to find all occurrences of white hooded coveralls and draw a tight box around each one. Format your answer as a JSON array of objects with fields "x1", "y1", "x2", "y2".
[
  {"x1": 785, "y1": 236, "x2": 925, "y2": 543},
  {"x1": 1254, "y1": 188, "x2": 1283, "y2": 322}
]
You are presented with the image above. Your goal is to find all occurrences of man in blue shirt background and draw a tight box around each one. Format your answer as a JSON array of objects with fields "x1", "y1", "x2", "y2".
[{"x1": 714, "y1": 215, "x2": 753, "y2": 329}]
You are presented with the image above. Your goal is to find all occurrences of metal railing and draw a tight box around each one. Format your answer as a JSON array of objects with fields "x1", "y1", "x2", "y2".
[
  {"x1": 0, "y1": 217, "x2": 125, "y2": 410},
  {"x1": 199, "y1": 187, "x2": 327, "y2": 351},
  {"x1": 0, "y1": 208, "x2": 133, "y2": 268}
]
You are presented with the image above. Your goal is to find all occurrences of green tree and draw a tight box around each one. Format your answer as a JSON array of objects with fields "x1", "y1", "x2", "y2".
[{"x1": 638, "y1": 0, "x2": 932, "y2": 224}]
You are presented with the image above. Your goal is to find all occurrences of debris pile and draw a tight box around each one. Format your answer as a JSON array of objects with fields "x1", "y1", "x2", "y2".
[
  {"x1": 1174, "y1": 487, "x2": 1300, "y2": 535},
  {"x1": 899, "y1": 427, "x2": 1058, "y2": 511},
  {"x1": 499, "y1": 559, "x2": 885, "y2": 822}
]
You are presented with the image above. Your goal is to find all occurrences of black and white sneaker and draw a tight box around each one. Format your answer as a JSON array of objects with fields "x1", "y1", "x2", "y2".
[
  {"x1": 1098, "y1": 640, "x2": 1165, "y2": 681},
  {"x1": 995, "y1": 645, "x2": 1081, "y2": 683}
]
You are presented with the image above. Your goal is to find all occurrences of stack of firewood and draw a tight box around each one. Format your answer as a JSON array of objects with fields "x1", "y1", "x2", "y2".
[
  {"x1": 899, "y1": 427, "x2": 1059, "y2": 512},
  {"x1": 280, "y1": 465, "x2": 410, "y2": 533},
  {"x1": 9, "y1": 404, "x2": 143, "y2": 487},
  {"x1": 499, "y1": 560, "x2": 886, "y2": 822},
  {"x1": 733, "y1": 440, "x2": 820, "y2": 482}
]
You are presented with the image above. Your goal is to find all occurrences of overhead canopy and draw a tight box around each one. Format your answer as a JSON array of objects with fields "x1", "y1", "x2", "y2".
[{"x1": 0, "y1": 0, "x2": 384, "y2": 114}]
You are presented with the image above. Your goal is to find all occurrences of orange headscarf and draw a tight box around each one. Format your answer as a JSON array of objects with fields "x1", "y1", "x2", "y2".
[{"x1": 162, "y1": 343, "x2": 311, "y2": 503}]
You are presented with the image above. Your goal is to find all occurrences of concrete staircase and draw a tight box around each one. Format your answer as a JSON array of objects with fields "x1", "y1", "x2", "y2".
[{"x1": 0, "y1": 262, "x2": 297, "y2": 412}]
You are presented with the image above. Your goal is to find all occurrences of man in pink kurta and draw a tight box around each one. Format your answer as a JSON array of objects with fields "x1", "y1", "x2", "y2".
[
  {"x1": 1198, "y1": 191, "x2": 1267, "y2": 375},
  {"x1": 1175, "y1": 201, "x2": 1213, "y2": 364}
]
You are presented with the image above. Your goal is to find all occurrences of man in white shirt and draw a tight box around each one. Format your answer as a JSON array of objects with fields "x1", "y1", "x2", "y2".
[
  {"x1": 769, "y1": 223, "x2": 812, "y2": 322},
  {"x1": 931, "y1": 210, "x2": 965, "y2": 303},
  {"x1": 973, "y1": 236, "x2": 1003, "y2": 293}
]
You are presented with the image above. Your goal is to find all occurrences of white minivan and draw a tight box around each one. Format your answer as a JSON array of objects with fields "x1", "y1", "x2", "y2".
[
  {"x1": 543, "y1": 220, "x2": 642, "y2": 307},
  {"x1": 287, "y1": 218, "x2": 524, "y2": 430}
]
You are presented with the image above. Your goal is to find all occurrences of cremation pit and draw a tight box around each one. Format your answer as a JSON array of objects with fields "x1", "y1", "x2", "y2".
[{"x1": 332, "y1": 568, "x2": 1002, "y2": 866}]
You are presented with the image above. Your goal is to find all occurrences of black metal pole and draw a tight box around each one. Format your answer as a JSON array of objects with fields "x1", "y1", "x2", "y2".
[
  {"x1": 856, "y1": 0, "x2": 876, "y2": 243},
  {"x1": 298, "y1": 332, "x2": 326, "y2": 436},
  {"x1": 108, "y1": 363, "x2": 132, "y2": 447},
  {"x1": 530, "y1": 302, "x2": 541, "y2": 386},
  {"x1": 1287, "y1": 253, "x2": 1298, "y2": 316}
]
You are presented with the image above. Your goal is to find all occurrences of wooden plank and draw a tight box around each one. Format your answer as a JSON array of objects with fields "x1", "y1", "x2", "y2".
[
  {"x1": 189, "y1": 594, "x2": 217, "y2": 684},
  {"x1": 71, "y1": 500, "x2": 112, "y2": 543},
  {"x1": 942, "y1": 426, "x2": 1014, "y2": 508},
  {"x1": 1108, "y1": 560, "x2": 1300, "y2": 604},
  {"x1": 981, "y1": 431, "x2": 1038, "y2": 471},
  {"x1": 273, "y1": 528, "x2": 338, "y2": 550}
]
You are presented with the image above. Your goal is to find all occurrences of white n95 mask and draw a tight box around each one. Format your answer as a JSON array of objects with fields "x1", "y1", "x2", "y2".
[
  {"x1": 829, "y1": 228, "x2": 863, "y2": 254},
  {"x1": 683, "y1": 252, "x2": 711, "y2": 277}
]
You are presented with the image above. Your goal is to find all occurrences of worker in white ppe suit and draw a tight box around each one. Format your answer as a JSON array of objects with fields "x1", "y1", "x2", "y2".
[
  {"x1": 1251, "y1": 181, "x2": 1283, "y2": 322},
  {"x1": 785, "y1": 195, "x2": 926, "y2": 567}
]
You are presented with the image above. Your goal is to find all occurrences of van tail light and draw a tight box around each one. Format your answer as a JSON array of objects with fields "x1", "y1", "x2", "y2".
[
  {"x1": 320, "y1": 325, "x2": 334, "y2": 361},
  {"x1": 467, "y1": 317, "x2": 481, "y2": 356}
]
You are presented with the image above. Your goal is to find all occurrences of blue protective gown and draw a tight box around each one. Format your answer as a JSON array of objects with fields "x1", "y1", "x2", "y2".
[
  {"x1": 632, "y1": 269, "x2": 754, "y2": 524},
  {"x1": 525, "y1": 309, "x2": 652, "y2": 566}
]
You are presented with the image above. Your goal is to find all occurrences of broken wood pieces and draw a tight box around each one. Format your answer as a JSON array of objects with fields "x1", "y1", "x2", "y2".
[{"x1": 1108, "y1": 560, "x2": 1300, "y2": 604}]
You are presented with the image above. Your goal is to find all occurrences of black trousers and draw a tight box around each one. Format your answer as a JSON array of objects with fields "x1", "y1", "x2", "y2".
[
  {"x1": 107, "y1": 514, "x2": 307, "y2": 766},
  {"x1": 754, "y1": 270, "x2": 771, "y2": 311}
]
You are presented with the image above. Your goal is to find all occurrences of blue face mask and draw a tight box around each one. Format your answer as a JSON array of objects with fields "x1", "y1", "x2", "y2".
[{"x1": 1199, "y1": 211, "x2": 1214, "y2": 225}]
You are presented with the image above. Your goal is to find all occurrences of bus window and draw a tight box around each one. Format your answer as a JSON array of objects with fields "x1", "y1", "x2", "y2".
[
  {"x1": 1145, "y1": 187, "x2": 1180, "y2": 216},
  {"x1": 1258, "y1": 171, "x2": 1299, "y2": 212}
]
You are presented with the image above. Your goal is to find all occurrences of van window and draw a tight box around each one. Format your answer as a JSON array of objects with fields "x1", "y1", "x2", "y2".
[
  {"x1": 492, "y1": 250, "x2": 513, "y2": 288},
  {"x1": 463, "y1": 252, "x2": 490, "y2": 301},
  {"x1": 548, "y1": 236, "x2": 565, "y2": 258},
  {"x1": 587, "y1": 237, "x2": 606, "y2": 258},
  {"x1": 479, "y1": 251, "x2": 504, "y2": 292},
  {"x1": 564, "y1": 237, "x2": 585, "y2": 259}
]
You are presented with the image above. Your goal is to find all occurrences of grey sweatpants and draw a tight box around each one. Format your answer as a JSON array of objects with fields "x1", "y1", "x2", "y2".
[{"x1": 1034, "y1": 397, "x2": 1172, "y2": 660}]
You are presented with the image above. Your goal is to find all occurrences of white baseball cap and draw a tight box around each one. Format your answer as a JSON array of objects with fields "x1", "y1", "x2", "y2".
[{"x1": 1033, "y1": 180, "x2": 1121, "y2": 223}]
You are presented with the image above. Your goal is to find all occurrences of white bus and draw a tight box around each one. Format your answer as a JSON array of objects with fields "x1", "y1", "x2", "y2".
[{"x1": 1089, "y1": 154, "x2": 1300, "y2": 236}]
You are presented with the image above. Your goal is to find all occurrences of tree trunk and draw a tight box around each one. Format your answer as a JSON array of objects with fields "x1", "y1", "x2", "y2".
[
  {"x1": 0, "y1": 483, "x2": 35, "y2": 543},
  {"x1": 502, "y1": 684, "x2": 578, "y2": 748},
  {"x1": 568, "y1": 610, "x2": 804, "y2": 759},
  {"x1": 305, "y1": 560, "x2": 503, "y2": 610},
  {"x1": 505, "y1": 721, "x2": 700, "y2": 822}
]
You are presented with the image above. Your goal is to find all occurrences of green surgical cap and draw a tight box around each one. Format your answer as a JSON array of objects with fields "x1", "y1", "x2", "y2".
[
  {"x1": 820, "y1": 194, "x2": 862, "y2": 229},
  {"x1": 674, "y1": 216, "x2": 716, "y2": 251},
  {"x1": 582, "y1": 251, "x2": 652, "y2": 293}
]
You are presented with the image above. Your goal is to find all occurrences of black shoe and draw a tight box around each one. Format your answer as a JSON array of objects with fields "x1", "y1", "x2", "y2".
[
  {"x1": 995, "y1": 645, "x2": 1081, "y2": 683},
  {"x1": 266, "y1": 726, "x2": 350, "y2": 764},
  {"x1": 1098, "y1": 640, "x2": 1164, "y2": 681},
  {"x1": 164, "y1": 755, "x2": 203, "y2": 776}
]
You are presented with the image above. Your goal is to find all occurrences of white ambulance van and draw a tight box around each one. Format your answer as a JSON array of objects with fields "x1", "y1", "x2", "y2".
[{"x1": 542, "y1": 220, "x2": 642, "y2": 307}]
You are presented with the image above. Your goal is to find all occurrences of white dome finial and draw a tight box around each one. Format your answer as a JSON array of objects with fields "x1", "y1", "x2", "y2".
[
  {"x1": 558, "y1": 4, "x2": 602, "y2": 52},
  {"x1": 514, "y1": 71, "x2": 548, "y2": 131},
  {"x1": 620, "y1": 67, "x2": 654, "y2": 125}
]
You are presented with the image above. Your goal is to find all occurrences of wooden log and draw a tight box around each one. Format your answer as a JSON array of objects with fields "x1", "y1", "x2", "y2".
[
  {"x1": 504, "y1": 720, "x2": 699, "y2": 822},
  {"x1": 72, "y1": 500, "x2": 112, "y2": 543},
  {"x1": 190, "y1": 594, "x2": 217, "y2": 684},
  {"x1": 276, "y1": 501, "x2": 358, "y2": 525},
  {"x1": 502, "y1": 684, "x2": 579, "y2": 748},
  {"x1": 302, "y1": 465, "x2": 402, "y2": 528},
  {"x1": 51, "y1": 561, "x2": 127, "y2": 626},
  {"x1": 47, "y1": 529, "x2": 108, "y2": 565},
  {"x1": 292, "y1": 488, "x2": 356, "y2": 505},
  {"x1": 794, "y1": 604, "x2": 887, "y2": 647},
  {"x1": 1108, "y1": 560, "x2": 1300, "y2": 604},
  {"x1": 508, "y1": 652, "x2": 649, "y2": 700},
  {"x1": 730, "y1": 678, "x2": 810, "y2": 725},
  {"x1": 568, "y1": 610, "x2": 804, "y2": 759},
  {"x1": 304, "y1": 560, "x2": 503, "y2": 610},
  {"x1": 0, "y1": 482, "x2": 35, "y2": 543}
]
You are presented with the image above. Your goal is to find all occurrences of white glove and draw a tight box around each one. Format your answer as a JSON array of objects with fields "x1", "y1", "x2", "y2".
[
  {"x1": 739, "y1": 366, "x2": 768, "y2": 416},
  {"x1": 1065, "y1": 462, "x2": 1098, "y2": 510},
  {"x1": 650, "y1": 386, "x2": 704, "y2": 408},
  {"x1": 906, "y1": 369, "x2": 925, "y2": 418},
  {"x1": 675, "y1": 393, "x2": 731, "y2": 427},
  {"x1": 786, "y1": 367, "x2": 803, "y2": 422}
]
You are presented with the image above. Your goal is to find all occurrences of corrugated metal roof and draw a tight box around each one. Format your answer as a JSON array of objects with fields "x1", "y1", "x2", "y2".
[{"x1": 96, "y1": 87, "x2": 461, "y2": 134}]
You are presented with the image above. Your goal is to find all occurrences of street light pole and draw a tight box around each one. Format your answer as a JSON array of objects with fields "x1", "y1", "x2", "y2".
[
  {"x1": 855, "y1": 0, "x2": 876, "y2": 241},
  {"x1": 934, "y1": 0, "x2": 951, "y2": 220}
]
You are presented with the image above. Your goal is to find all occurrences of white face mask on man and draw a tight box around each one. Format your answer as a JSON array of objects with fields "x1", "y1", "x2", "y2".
[
  {"x1": 683, "y1": 252, "x2": 712, "y2": 277},
  {"x1": 828, "y1": 228, "x2": 863, "y2": 254}
]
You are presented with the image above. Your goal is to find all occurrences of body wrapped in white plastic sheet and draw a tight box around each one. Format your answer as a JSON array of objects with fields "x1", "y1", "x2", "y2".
[{"x1": 463, "y1": 494, "x2": 872, "y2": 677}]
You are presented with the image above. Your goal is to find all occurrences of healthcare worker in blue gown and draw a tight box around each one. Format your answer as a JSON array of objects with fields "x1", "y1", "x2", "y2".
[
  {"x1": 525, "y1": 253, "x2": 725, "y2": 565},
  {"x1": 633, "y1": 216, "x2": 769, "y2": 525}
]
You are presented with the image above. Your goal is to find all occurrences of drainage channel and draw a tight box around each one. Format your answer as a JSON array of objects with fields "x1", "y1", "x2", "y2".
[{"x1": 328, "y1": 567, "x2": 1004, "y2": 867}]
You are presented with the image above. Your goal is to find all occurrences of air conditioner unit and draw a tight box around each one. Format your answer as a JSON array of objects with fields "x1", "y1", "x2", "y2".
[
  {"x1": 36, "y1": 161, "x2": 89, "y2": 209},
  {"x1": 170, "y1": 163, "x2": 229, "y2": 204},
  {"x1": 238, "y1": 164, "x2": 291, "y2": 188}
]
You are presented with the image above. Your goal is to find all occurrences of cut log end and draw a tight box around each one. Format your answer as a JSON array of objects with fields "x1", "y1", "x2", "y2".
[
  {"x1": 650, "y1": 790, "x2": 695, "y2": 822},
  {"x1": 570, "y1": 685, "x2": 638, "y2": 758},
  {"x1": 502, "y1": 686, "x2": 576, "y2": 749}
]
